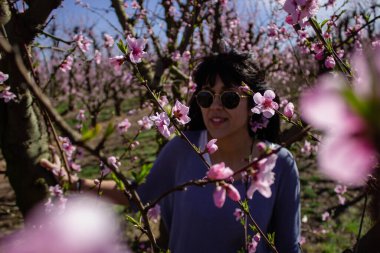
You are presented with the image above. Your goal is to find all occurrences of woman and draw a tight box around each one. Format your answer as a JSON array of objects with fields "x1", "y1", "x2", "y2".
[
  {"x1": 136, "y1": 52, "x2": 301, "y2": 252},
  {"x1": 42, "y1": 51, "x2": 300, "y2": 253}
]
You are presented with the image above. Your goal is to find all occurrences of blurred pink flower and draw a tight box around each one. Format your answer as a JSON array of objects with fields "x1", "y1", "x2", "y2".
[
  {"x1": 334, "y1": 184, "x2": 347, "y2": 194},
  {"x1": 0, "y1": 195, "x2": 127, "y2": 253},
  {"x1": 247, "y1": 154, "x2": 277, "y2": 199},
  {"x1": 207, "y1": 162, "x2": 233, "y2": 180},
  {"x1": 205, "y1": 139, "x2": 218, "y2": 154},
  {"x1": 0, "y1": 86, "x2": 16, "y2": 103},
  {"x1": 107, "y1": 156, "x2": 121, "y2": 170},
  {"x1": 149, "y1": 112, "x2": 173, "y2": 139},
  {"x1": 252, "y1": 90, "x2": 279, "y2": 118},
  {"x1": 94, "y1": 50, "x2": 102, "y2": 64},
  {"x1": 283, "y1": 102, "x2": 295, "y2": 119},
  {"x1": 147, "y1": 204, "x2": 161, "y2": 223},
  {"x1": 137, "y1": 116, "x2": 154, "y2": 130},
  {"x1": 109, "y1": 55, "x2": 125, "y2": 71},
  {"x1": 324, "y1": 56, "x2": 336, "y2": 69},
  {"x1": 172, "y1": 100, "x2": 191, "y2": 125},
  {"x1": 0, "y1": 71, "x2": 9, "y2": 83},
  {"x1": 126, "y1": 36, "x2": 147, "y2": 63},
  {"x1": 103, "y1": 33, "x2": 115, "y2": 48},
  {"x1": 281, "y1": 0, "x2": 319, "y2": 27},
  {"x1": 248, "y1": 233, "x2": 260, "y2": 253},
  {"x1": 321, "y1": 211, "x2": 330, "y2": 221},
  {"x1": 117, "y1": 118, "x2": 131, "y2": 135},
  {"x1": 225, "y1": 184, "x2": 241, "y2": 201},
  {"x1": 300, "y1": 74, "x2": 377, "y2": 185},
  {"x1": 59, "y1": 56, "x2": 74, "y2": 72},
  {"x1": 233, "y1": 208, "x2": 244, "y2": 221},
  {"x1": 73, "y1": 33, "x2": 92, "y2": 53},
  {"x1": 76, "y1": 109, "x2": 86, "y2": 121},
  {"x1": 213, "y1": 186, "x2": 226, "y2": 208}
]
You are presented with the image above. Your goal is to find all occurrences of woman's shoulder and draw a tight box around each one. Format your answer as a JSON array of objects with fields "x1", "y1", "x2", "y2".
[{"x1": 160, "y1": 130, "x2": 205, "y2": 155}]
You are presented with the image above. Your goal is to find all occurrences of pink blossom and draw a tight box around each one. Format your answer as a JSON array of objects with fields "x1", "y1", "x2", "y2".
[
  {"x1": 225, "y1": 184, "x2": 241, "y2": 201},
  {"x1": 300, "y1": 74, "x2": 377, "y2": 185},
  {"x1": 70, "y1": 162, "x2": 81, "y2": 172},
  {"x1": 281, "y1": 0, "x2": 319, "y2": 27},
  {"x1": 76, "y1": 109, "x2": 86, "y2": 122},
  {"x1": 2, "y1": 195, "x2": 124, "y2": 253},
  {"x1": 94, "y1": 50, "x2": 101, "y2": 64},
  {"x1": 0, "y1": 71, "x2": 9, "y2": 83},
  {"x1": 256, "y1": 142, "x2": 267, "y2": 154},
  {"x1": 207, "y1": 162, "x2": 233, "y2": 180},
  {"x1": 117, "y1": 118, "x2": 131, "y2": 135},
  {"x1": 126, "y1": 36, "x2": 147, "y2": 63},
  {"x1": 283, "y1": 102, "x2": 295, "y2": 119},
  {"x1": 103, "y1": 33, "x2": 114, "y2": 48},
  {"x1": 182, "y1": 50, "x2": 191, "y2": 61},
  {"x1": 321, "y1": 211, "x2": 330, "y2": 221},
  {"x1": 233, "y1": 208, "x2": 244, "y2": 221},
  {"x1": 107, "y1": 156, "x2": 121, "y2": 170},
  {"x1": 338, "y1": 195, "x2": 346, "y2": 205},
  {"x1": 172, "y1": 100, "x2": 191, "y2": 125},
  {"x1": 247, "y1": 154, "x2": 277, "y2": 199},
  {"x1": 300, "y1": 140, "x2": 313, "y2": 155},
  {"x1": 0, "y1": 86, "x2": 16, "y2": 103},
  {"x1": 73, "y1": 33, "x2": 92, "y2": 53},
  {"x1": 131, "y1": 0, "x2": 140, "y2": 9},
  {"x1": 314, "y1": 51, "x2": 324, "y2": 61},
  {"x1": 59, "y1": 56, "x2": 74, "y2": 73},
  {"x1": 252, "y1": 90, "x2": 279, "y2": 118},
  {"x1": 158, "y1": 95, "x2": 169, "y2": 107},
  {"x1": 205, "y1": 139, "x2": 218, "y2": 154},
  {"x1": 147, "y1": 204, "x2": 161, "y2": 223},
  {"x1": 188, "y1": 78, "x2": 197, "y2": 93},
  {"x1": 109, "y1": 55, "x2": 125, "y2": 71},
  {"x1": 267, "y1": 23, "x2": 278, "y2": 37},
  {"x1": 247, "y1": 233, "x2": 260, "y2": 253},
  {"x1": 149, "y1": 112, "x2": 173, "y2": 139},
  {"x1": 324, "y1": 56, "x2": 335, "y2": 69},
  {"x1": 171, "y1": 51, "x2": 181, "y2": 61},
  {"x1": 137, "y1": 116, "x2": 154, "y2": 130},
  {"x1": 213, "y1": 186, "x2": 226, "y2": 208},
  {"x1": 334, "y1": 184, "x2": 347, "y2": 195},
  {"x1": 299, "y1": 236, "x2": 306, "y2": 245}
]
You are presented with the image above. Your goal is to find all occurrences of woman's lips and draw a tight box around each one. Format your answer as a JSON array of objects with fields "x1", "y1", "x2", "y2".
[{"x1": 209, "y1": 117, "x2": 227, "y2": 127}]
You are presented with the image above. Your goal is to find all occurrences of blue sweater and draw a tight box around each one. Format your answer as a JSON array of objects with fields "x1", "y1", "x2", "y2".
[{"x1": 137, "y1": 131, "x2": 300, "y2": 253}]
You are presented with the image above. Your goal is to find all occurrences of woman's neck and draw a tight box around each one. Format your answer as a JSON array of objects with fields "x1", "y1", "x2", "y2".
[{"x1": 208, "y1": 131, "x2": 256, "y2": 172}]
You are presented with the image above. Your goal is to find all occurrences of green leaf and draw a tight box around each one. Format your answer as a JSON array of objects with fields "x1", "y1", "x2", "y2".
[
  {"x1": 267, "y1": 232, "x2": 276, "y2": 245},
  {"x1": 133, "y1": 163, "x2": 153, "y2": 185},
  {"x1": 81, "y1": 124, "x2": 101, "y2": 141},
  {"x1": 117, "y1": 39, "x2": 128, "y2": 55},
  {"x1": 240, "y1": 200, "x2": 249, "y2": 213},
  {"x1": 320, "y1": 19, "x2": 329, "y2": 28},
  {"x1": 125, "y1": 214, "x2": 141, "y2": 228},
  {"x1": 104, "y1": 122, "x2": 115, "y2": 139},
  {"x1": 111, "y1": 172, "x2": 125, "y2": 191}
]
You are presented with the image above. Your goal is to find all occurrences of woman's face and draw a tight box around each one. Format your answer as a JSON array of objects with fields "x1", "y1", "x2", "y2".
[{"x1": 200, "y1": 75, "x2": 250, "y2": 141}]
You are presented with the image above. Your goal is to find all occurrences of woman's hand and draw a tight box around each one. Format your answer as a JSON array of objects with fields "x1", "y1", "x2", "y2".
[{"x1": 39, "y1": 146, "x2": 79, "y2": 187}]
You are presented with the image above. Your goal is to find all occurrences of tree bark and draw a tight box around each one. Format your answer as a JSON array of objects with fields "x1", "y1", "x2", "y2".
[{"x1": 0, "y1": 0, "x2": 62, "y2": 217}]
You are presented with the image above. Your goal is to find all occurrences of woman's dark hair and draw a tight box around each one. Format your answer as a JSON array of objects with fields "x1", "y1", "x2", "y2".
[{"x1": 187, "y1": 51, "x2": 280, "y2": 142}]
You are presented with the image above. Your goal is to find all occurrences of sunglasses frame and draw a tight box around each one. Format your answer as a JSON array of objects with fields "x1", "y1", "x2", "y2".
[{"x1": 195, "y1": 90, "x2": 250, "y2": 109}]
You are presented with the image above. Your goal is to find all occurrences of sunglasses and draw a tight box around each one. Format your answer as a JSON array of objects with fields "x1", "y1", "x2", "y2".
[{"x1": 196, "y1": 90, "x2": 249, "y2": 109}]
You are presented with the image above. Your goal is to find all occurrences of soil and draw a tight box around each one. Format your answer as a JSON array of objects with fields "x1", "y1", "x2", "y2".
[{"x1": 0, "y1": 158, "x2": 23, "y2": 239}]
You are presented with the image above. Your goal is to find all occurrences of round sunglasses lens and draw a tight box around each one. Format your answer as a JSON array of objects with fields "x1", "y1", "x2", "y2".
[
  {"x1": 196, "y1": 91, "x2": 213, "y2": 108},
  {"x1": 221, "y1": 92, "x2": 240, "y2": 109}
]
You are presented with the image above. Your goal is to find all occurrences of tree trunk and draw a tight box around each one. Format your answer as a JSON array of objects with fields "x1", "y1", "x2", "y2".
[{"x1": 0, "y1": 0, "x2": 62, "y2": 217}]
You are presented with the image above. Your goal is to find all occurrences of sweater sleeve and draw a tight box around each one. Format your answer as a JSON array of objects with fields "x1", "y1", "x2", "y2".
[
  {"x1": 136, "y1": 136, "x2": 185, "y2": 205},
  {"x1": 272, "y1": 148, "x2": 301, "y2": 253}
]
